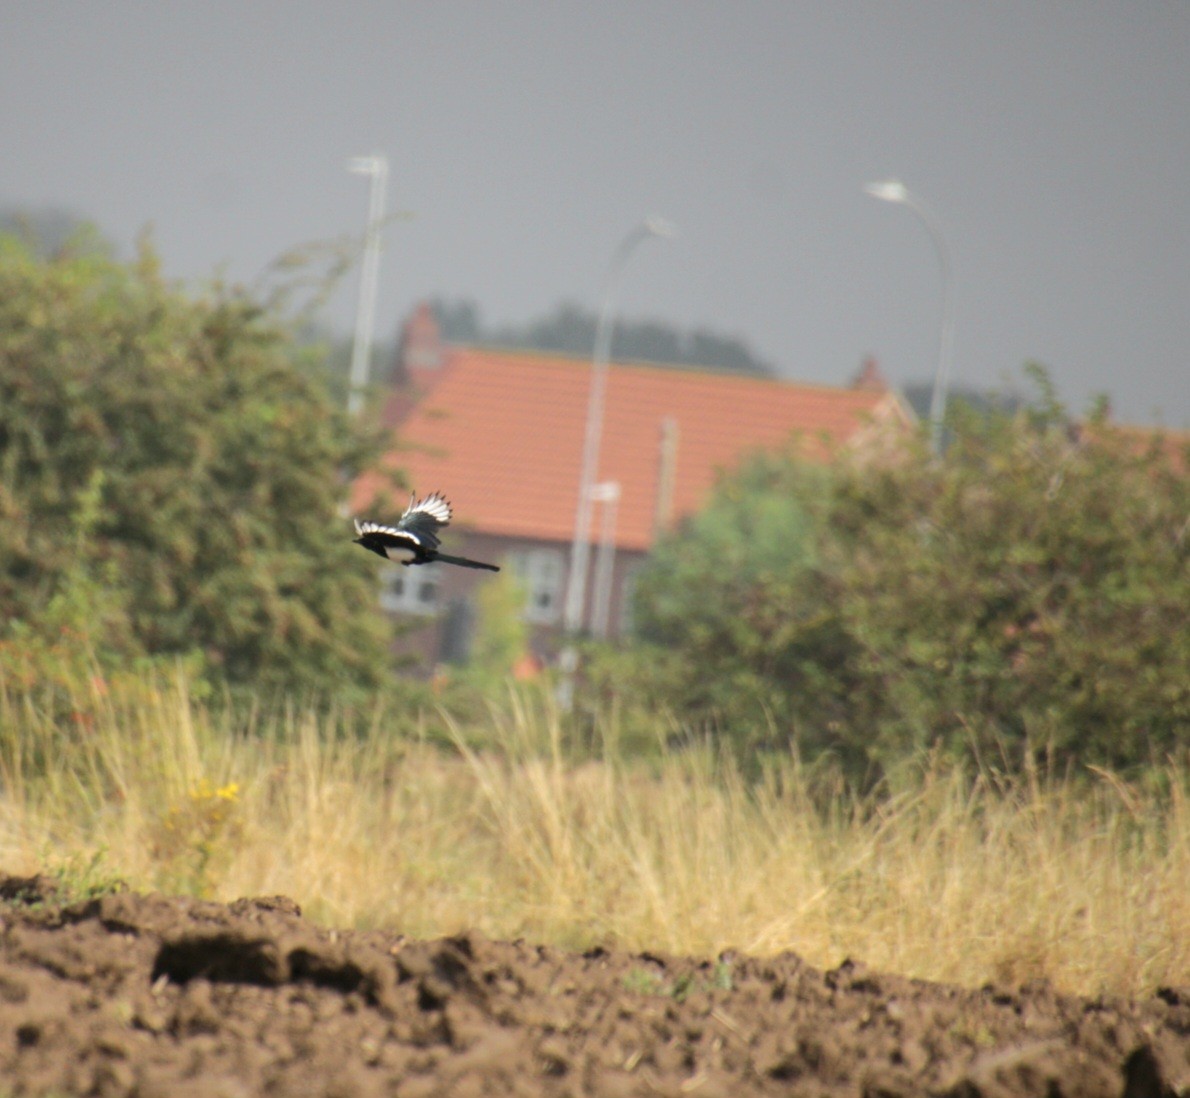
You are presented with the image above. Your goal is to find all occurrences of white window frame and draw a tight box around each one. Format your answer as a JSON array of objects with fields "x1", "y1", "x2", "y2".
[
  {"x1": 379, "y1": 563, "x2": 442, "y2": 616},
  {"x1": 508, "y1": 547, "x2": 565, "y2": 625}
]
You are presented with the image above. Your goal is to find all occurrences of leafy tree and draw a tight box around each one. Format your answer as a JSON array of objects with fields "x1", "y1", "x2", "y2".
[
  {"x1": 0, "y1": 234, "x2": 395, "y2": 698},
  {"x1": 631, "y1": 453, "x2": 867, "y2": 764},
  {"x1": 0, "y1": 206, "x2": 113, "y2": 261},
  {"x1": 630, "y1": 372, "x2": 1190, "y2": 778},
  {"x1": 429, "y1": 298, "x2": 483, "y2": 345},
  {"x1": 825, "y1": 383, "x2": 1189, "y2": 773},
  {"x1": 428, "y1": 297, "x2": 774, "y2": 376}
]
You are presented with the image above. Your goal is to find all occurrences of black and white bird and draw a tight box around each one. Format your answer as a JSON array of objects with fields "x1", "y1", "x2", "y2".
[{"x1": 353, "y1": 491, "x2": 499, "y2": 571}]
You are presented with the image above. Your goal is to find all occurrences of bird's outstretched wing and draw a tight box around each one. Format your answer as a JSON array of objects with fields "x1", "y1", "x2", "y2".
[
  {"x1": 353, "y1": 517, "x2": 424, "y2": 554},
  {"x1": 396, "y1": 491, "x2": 452, "y2": 550}
]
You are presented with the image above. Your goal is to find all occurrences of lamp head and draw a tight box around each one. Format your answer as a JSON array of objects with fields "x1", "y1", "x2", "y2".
[
  {"x1": 864, "y1": 179, "x2": 909, "y2": 204},
  {"x1": 348, "y1": 155, "x2": 384, "y2": 176},
  {"x1": 643, "y1": 216, "x2": 678, "y2": 239}
]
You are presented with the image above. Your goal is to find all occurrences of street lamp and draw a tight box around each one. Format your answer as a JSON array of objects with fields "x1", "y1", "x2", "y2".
[
  {"x1": 347, "y1": 154, "x2": 389, "y2": 416},
  {"x1": 562, "y1": 216, "x2": 676, "y2": 636},
  {"x1": 865, "y1": 178, "x2": 954, "y2": 453}
]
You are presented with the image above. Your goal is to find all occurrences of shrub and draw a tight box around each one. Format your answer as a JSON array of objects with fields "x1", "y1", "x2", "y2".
[
  {"x1": 0, "y1": 234, "x2": 394, "y2": 699},
  {"x1": 630, "y1": 373, "x2": 1189, "y2": 778}
]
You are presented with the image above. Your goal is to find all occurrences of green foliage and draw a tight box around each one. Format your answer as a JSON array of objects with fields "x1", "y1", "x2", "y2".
[
  {"x1": 153, "y1": 778, "x2": 242, "y2": 898},
  {"x1": 631, "y1": 453, "x2": 867, "y2": 763},
  {"x1": 430, "y1": 296, "x2": 774, "y2": 376},
  {"x1": 621, "y1": 960, "x2": 735, "y2": 1002},
  {"x1": 0, "y1": 234, "x2": 394, "y2": 698},
  {"x1": 44, "y1": 849, "x2": 127, "y2": 904},
  {"x1": 0, "y1": 205, "x2": 114, "y2": 262},
  {"x1": 570, "y1": 638, "x2": 684, "y2": 758},
  {"x1": 464, "y1": 569, "x2": 530, "y2": 689},
  {"x1": 630, "y1": 374, "x2": 1190, "y2": 778},
  {"x1": 827, "y1": 384, "x2": 1189, "y2": 774}
]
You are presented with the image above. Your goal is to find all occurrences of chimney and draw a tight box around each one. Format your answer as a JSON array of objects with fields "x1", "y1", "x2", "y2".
[
  {"x1": 654, "y1": 416, "x2": 679, "y2": 540},
  {"x1": 392, "y1": 302, "x2": 443, "y2": 385},
  {"x1": 851, "y1": 355, "x2": 888, "y2": 392},
  {"x1": 381, "y1": 303, "x2": 446, "y2": 428}
]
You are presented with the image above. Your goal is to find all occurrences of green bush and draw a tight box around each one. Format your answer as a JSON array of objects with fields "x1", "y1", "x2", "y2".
[
  {"x1": 0, "y1": 234, "x2": 394, "y2": 699},
  {"x1": 629, "y1": 453, "x2": 868, "y2": 766},
  {"x1": 630, "y1": 374, "x2": 1190, "y2": 778}
]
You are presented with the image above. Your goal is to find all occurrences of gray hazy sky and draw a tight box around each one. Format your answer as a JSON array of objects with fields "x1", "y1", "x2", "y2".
[{"x1": 4, "y1": 2, "x2": 1188, "y2": 425}]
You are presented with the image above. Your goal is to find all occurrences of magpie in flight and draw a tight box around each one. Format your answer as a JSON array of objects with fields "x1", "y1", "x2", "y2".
[{"x1": 353, "y1": 491, "x2": 500, "y2": 571}]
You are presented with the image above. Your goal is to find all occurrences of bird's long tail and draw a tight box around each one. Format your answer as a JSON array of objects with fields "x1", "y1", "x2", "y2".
[{"x1": 434, "y1": 553, "x2": 500, "y2": 572}]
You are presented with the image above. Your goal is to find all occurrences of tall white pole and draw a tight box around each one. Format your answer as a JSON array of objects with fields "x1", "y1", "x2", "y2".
[
  {"x1": 865, "y1": 179, "x2": 954, "y2": 454},
  {"x1": 589, "y1": 481, "x2": 621, "y2": 638},
  {"x1": 562, "y1": 217, "x2": 674, "y2": 635},
  {"x1": 347, "y1": 154, "x2": 389, "y2": 417}
]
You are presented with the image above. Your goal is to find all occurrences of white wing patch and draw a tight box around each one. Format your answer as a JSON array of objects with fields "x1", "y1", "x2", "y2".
[
  {"x1": 401, "y1": 491, "x2": 452, "y2": 526},
  {"x1": 354, "y1": 518, "x2": 412, "y2": 540}
]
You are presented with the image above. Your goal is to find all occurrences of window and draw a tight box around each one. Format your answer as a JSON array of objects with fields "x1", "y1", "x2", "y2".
[
  {"x1": 507, "y1": 547, "x2": 565, "y2": 624},
  {"x1": 379, "y1": 563, "x2": 442, "y2": 615}
]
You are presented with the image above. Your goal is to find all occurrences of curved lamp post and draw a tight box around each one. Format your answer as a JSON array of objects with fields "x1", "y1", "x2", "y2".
[
  {"x1": 561, "y1": 216, "x2": 676, "y2": 636},
  {"x1": 865, "y1": 179, "x2": 954, "y2": 454},
  {"x1": 347, "y1": 154, "x2": 389, "y2": 417}
]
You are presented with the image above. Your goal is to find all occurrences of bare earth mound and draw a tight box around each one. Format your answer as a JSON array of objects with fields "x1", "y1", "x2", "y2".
[{"x1": 0, "y1": 876, "x2": 1186, "y2": 1097}]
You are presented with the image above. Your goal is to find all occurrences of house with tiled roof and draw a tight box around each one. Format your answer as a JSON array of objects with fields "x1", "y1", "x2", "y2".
[{"x1": 353, "y1": 305, "x2": 915, "y2": 668}]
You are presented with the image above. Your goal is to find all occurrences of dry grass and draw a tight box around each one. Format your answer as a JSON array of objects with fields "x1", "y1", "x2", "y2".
[{"x1": 0, "y1": 668, "x2": 1186, "y2": 999}]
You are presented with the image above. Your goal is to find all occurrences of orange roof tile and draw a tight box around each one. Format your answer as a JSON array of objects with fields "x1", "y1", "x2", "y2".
[
  {"x1": 1074, "y1": 420, "x2": 1190, "y2": 474},
  {"x1": 353, "y1": 347, "x2": 912, "y2": 552}
]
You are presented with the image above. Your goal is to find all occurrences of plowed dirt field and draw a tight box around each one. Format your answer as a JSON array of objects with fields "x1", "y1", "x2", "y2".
[{"x1": 0, "y1": 875, "x2": 1186, "y2": 1096}]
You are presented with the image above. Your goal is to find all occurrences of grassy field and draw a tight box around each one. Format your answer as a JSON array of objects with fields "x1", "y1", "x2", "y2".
[{"x1": 1, "y1": 666, "x2": 1186, "y2": 1000}]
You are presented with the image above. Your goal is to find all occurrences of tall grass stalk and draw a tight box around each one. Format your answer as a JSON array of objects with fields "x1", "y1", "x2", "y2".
[{"x1": 0, "y1": 668, "x2": 1185, "y2": 999}]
